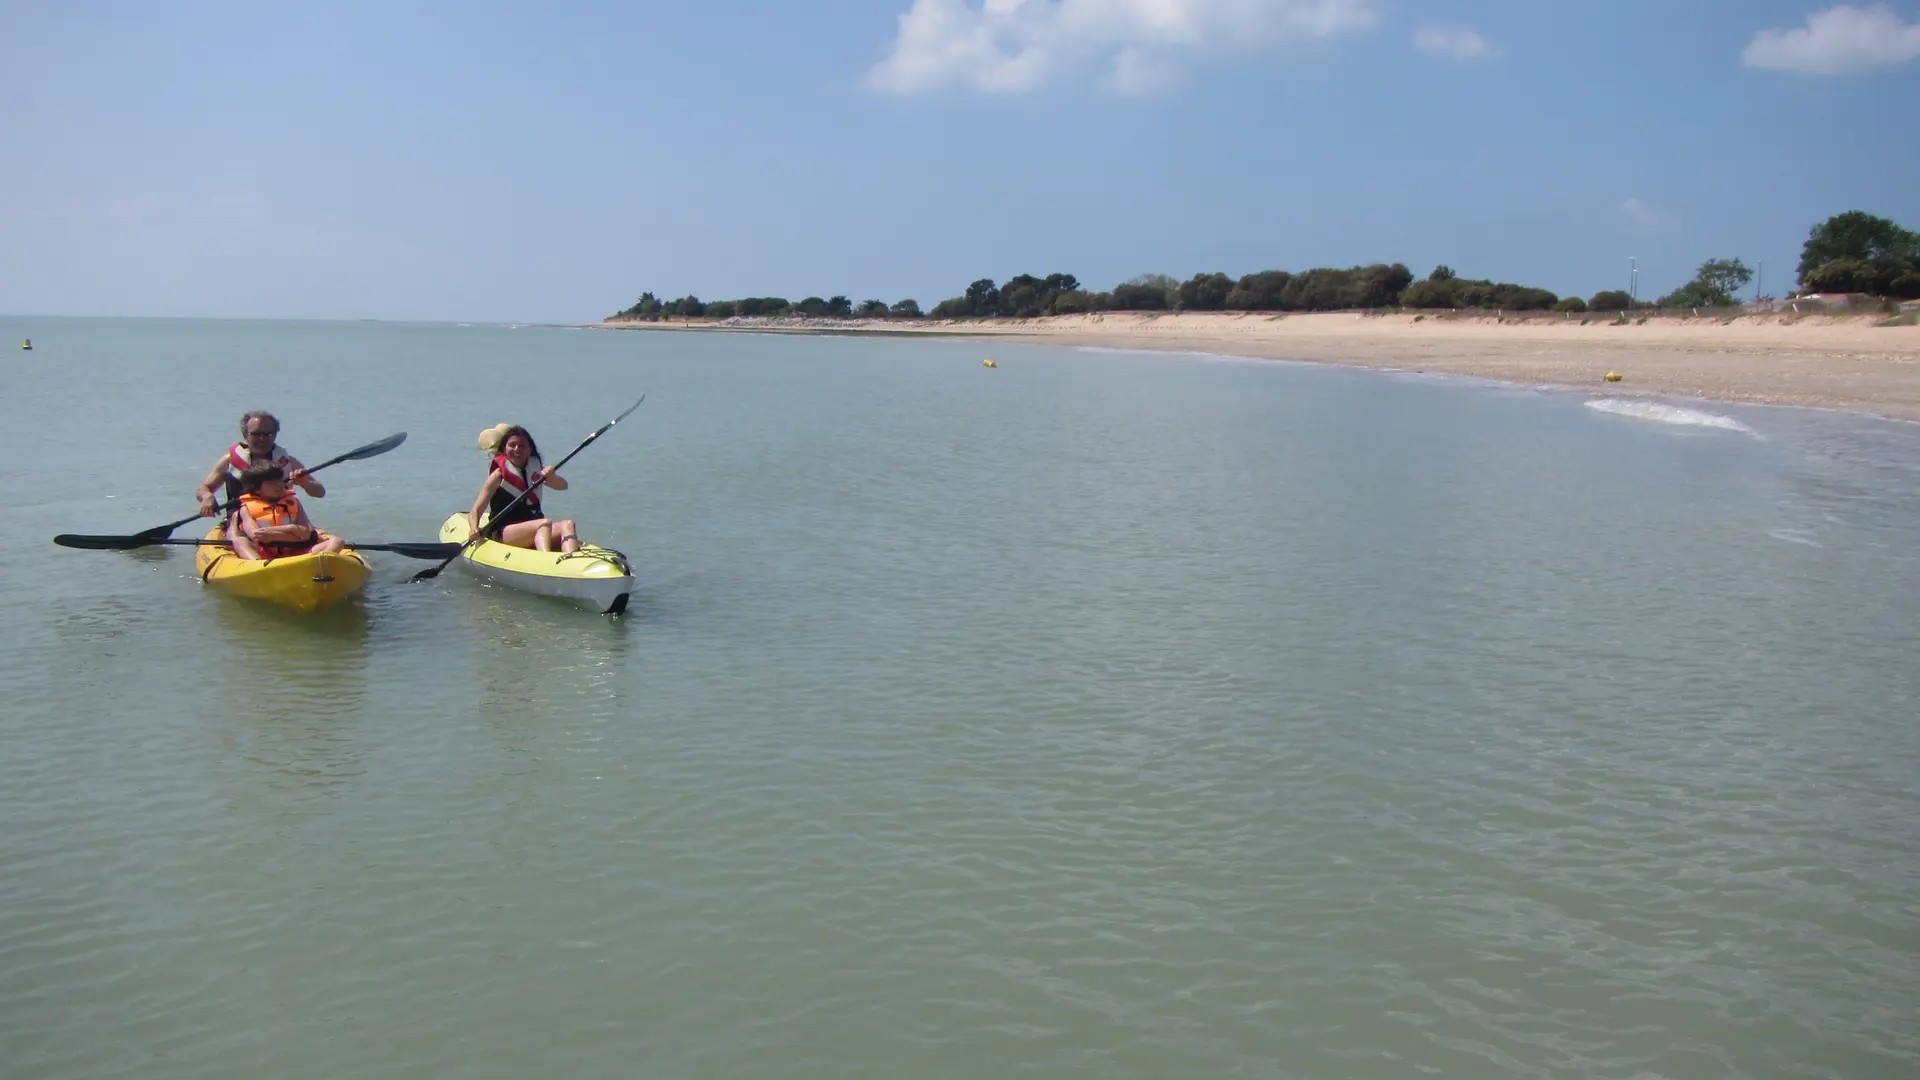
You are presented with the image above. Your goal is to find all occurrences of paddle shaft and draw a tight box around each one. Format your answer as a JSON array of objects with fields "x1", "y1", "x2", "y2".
[
  {"x1": 155, "y1": 431, "x2": 410, "y2": 537},
  {"x1": 138, "y1": 537, "x2": 461, "y2": 559},
  {"x1": 411, "y1": 396, "x2": 644, "y2": 582}
]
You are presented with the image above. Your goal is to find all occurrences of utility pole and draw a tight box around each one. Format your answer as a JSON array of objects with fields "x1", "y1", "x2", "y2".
[
  {"x1": 1629, "y1": 257, "x2": 1639, "y2": 306},
  {"x1": 1756, "y1": 260, "x2": 1764, "y2": 302}
]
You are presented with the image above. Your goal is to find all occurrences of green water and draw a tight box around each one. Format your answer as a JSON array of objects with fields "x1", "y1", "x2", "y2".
[{"x1": 4, "y1": 316, "x2": 1918, "y2": 1079}]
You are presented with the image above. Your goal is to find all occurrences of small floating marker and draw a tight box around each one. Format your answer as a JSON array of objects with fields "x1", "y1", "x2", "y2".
[
  {"x1": 1604, "y1": 371, "x2": 1622, "y2": 382},
  {"x1": 20, "y1": 338, "x2": 30, "y2": 350},
  {"x1": 983, "y1": 358, "x2": 997, "y2": 368}
]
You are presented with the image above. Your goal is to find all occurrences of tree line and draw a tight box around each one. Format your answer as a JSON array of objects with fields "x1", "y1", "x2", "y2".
[{"x1": 610, "y1": 210, "x2": 1918, "y2": 323}]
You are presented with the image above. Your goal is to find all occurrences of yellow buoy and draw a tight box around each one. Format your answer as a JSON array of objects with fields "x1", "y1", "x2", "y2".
[
  {"x1": 983, "y1": 358, "x2": 996, "y2": 368},
  {"x1": 1604, "y1": 371, "x2": 1622, "y2": 382},
  {"x1": 20, "y1": 339, "x2": 30, "y2": 350}
]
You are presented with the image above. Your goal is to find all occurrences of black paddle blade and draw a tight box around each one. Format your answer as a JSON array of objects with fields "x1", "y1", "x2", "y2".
[
  {"x1": 362, "y1": 542, "x2": 464, "y2": 560},
  {"x1": 52, "y1": 533, "x2": 165, "y2": 550},
  {"x1": 409, "y1": 559, "x2": 455, "y2": 582},
  {"x1": 321, "y1": 431, "x2": 407, "y2": 467}
]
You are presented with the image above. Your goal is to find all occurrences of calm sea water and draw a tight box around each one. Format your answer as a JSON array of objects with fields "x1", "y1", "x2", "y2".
[{"x1": 3, "y1": 316, "x2": 1918, "y2": 1080}]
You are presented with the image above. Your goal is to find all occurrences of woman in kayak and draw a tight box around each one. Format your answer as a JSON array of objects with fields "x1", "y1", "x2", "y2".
[
  {"x1": 195, "y1": 410, "x2": 325, "y2": 517},
  {"x1": 228, "y1": 462, "x2": 344, "y2": 560},
  {"x1": 470, "y1": 423, "x2": 580, "y2": 552}
]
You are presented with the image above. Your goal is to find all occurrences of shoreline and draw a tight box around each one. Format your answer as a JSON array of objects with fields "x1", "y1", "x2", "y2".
[{"x1": 597, "y1": 310, "x2": 1920, "y2": 422}]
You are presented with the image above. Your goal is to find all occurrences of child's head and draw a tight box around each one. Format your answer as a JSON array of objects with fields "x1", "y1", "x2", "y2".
[{"x1": 240, "y1": 462, "x2": 288, "y2": 500}]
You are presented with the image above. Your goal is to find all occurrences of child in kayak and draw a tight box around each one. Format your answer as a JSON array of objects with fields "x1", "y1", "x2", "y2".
[
  {"x1": 470, "y1": 423, "x2": 580, "y2": 552},
  {"x1": 229, "y1": 462, "x2": 345, "y2": 560}
]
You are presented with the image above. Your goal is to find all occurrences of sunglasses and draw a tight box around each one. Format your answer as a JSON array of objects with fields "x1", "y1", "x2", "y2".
[{"x1": 246, "y1": 428, "x2": 279, "y2": 438}]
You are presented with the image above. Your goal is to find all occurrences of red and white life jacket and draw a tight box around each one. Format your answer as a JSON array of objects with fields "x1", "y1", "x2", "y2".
[
  {"x1": 492, "y1": 453, "x2": 544, "y2": 510},
  {"x1": 226, "y1": 441, "x2": 294, "y2": 476}
]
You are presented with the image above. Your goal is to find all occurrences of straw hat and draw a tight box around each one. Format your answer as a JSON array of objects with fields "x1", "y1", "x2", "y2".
[{"x1": 478, "y1": 422, "x2": 514, "y2": 454}]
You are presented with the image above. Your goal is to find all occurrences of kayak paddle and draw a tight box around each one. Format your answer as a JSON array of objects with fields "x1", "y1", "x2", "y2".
[
  {"x1": 51, "y1": 536, "x2": 463, "y2": 560},
  {"x1": 411, "y1": 396, "x2": 645, "y2": 582},
  {"x1": 50, "y1": 431, "x2": 408, "y2": 548}
]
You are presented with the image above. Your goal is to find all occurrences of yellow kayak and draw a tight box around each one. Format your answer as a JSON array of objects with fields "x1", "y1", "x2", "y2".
[
  {"x1": 192, "y1": 528, "x2": 372, "y2": 612},
  {"x1": 438, "y1": 513, "x2": 633, "y2": 614}
]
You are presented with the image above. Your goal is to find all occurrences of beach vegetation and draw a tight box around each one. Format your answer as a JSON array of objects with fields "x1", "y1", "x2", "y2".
[
  {"x1": 1659, "y1": 257, "x2": 1750, "y2": 308},
  {"x1": 1797, "y1": 211, "x2": 1920, "y2": 298},
  {"x1": 616, "y1": 209, "x2": 1920, "y2": 324},
  {"x1": 1109, "y1": 281, "x2": 1171, "y2": 310},
  {"x1": 1178, "y1": 273, "x2": 1234, "y2": 310},
  {"x1": 1401, "y1": 273, "x2": 1556, "y2": 311}
]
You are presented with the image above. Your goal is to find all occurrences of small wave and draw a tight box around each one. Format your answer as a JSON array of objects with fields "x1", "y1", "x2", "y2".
[
  {"x1": 1585, "y1": 398, "x2": 1755, "y2": 435},
  {"x1": 1768, "y1": 529, "x2": 1824, "y2": 548}
]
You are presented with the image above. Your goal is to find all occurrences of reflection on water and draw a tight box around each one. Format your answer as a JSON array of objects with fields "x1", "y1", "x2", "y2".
[
  {"x1": 205, "y1": 596, "x2": 373, "y2": 798},
  {"x1": 453, "y1": 584, "x2": 636, "y2": 754}
]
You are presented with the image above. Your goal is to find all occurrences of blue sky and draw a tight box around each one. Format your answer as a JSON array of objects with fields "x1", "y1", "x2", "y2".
[{"x1": 3, "y1": 1, "x2": 1916, "y2": 322}]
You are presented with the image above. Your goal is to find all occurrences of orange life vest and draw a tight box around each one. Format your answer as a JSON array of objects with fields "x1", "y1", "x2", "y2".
[{"x1": 237, "y1": 492, "x2": 316, "y2": 559}]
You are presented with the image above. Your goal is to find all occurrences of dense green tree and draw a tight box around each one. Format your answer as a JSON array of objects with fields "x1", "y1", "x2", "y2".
[
  {"x1": 999, "y1": 274, "x2": 1048, "y2": 317},
  {"x1": 889, "y1": 298, "x2": 922, "y2": 318},
  {"x1": 1428, "y1": 265, "x2": 1457, "y2": 282},
  {"x1": 1401, "y1": 274, "x2": 1558, "y2": 310},
  {"x1": 856, "y1": 299, "x2": 889, "y2": 318},
  {"x1": 1695, "y1": 258, "x2": 1753, "y2": 304},
  {"x1": 1122, "y1": 273, "x2": 1179, "y2": 308},
  {"x1": 735, "y1": 297, "x2": 789, "y2": 316},
  {"x1": 1659, "y1": 258, "x2": 1750, "y2": 308},
  {"x1": 1798, "y1": 211, "x2": 1918, "y2": 286},
  {"x1": 706, "y1": 299, "x2": 737, "y2": 319},
  {"x1": 620, "y1": 291, "x2": 664, "y2": 318},
  {"x1": 1348, "y1": 263, "x2": 1414, "y2": 308},
  {"x1": 1050, "y1": 289, "x2": 1095, "y2": 314},
  {"x1": 1552, "y1": 297, "x2": 1588, "y2": 313},
  {"x1": 964, "y1": 278, "x2": 1000, "y2": 315},
  {"x1": 1178, "y1": 272, "x2": 1234, "y2": 310},
  {"x1": 1588, "y1": 290, "x2": 1632, "y2": 311},
  {"x1": 827, "y1": 295, "x2": 853, "y2": 317},
  {"x1": 1109, "y1": 282, "x2": 1169, "y2": 310},
  {"x1": 1225, "y1": 270, "x2": 1291, "y2": 310}
]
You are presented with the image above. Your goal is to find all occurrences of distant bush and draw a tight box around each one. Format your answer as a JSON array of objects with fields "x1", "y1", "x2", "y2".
[
  {"x1": 1588, "y1": 290, "x2": 1632, "y2": 312},
  {"x1": 1553, "y1": 297, "x2": 1588, "y2": 313}
]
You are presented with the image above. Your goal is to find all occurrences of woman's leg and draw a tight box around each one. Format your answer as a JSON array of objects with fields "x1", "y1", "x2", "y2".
[
  {"x1": 494, "y1": 519, "x2": 549, "y2": 549},
  {"x1": 554, "y1": 519, "x2": 579, "y2": 552},
  {"x1": 533, "y1": 522, "x2": 554, "y2": 551},
  {"x1": 312, "y1": 531, "x2": 347, "y2": 555}
]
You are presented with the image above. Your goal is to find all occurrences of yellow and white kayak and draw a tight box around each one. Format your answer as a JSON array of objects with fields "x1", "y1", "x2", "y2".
[
  {"x1": 192, "y1": 528, "x2": 372, "y2": 612},
  {"x1": 437, "y1": 513, "x2": 634, "y2": 614}
]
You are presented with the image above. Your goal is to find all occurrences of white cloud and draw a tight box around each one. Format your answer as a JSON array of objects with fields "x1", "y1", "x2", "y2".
[
  {"x1": 866, "y1": 0, "x2": 1381, "y2": 95},
  {"x1": 1742, "y1": 4, "x2": 1920, "y2": 75},
  {"x1": 1413, "y1": 24, "x2": 1496, "y2": 61}
]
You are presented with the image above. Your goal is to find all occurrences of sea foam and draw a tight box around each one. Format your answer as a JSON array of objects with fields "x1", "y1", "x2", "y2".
[{"x1": 1585, "y1": 398, "x2": 1755, "y2": 435}]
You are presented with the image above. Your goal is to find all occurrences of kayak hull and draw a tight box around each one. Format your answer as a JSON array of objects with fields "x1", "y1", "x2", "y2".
[
  {"x1": 437, "y1": 513, "x2": 634, "y2": 614},
  {"x1": 192, "y1": 529, "x2": 372, "y2": 612}
]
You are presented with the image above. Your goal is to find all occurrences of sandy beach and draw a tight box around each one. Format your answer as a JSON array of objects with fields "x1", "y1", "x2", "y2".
[{"x1": 602, "y1": 310, "x2": 1920, "y2": 421}]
